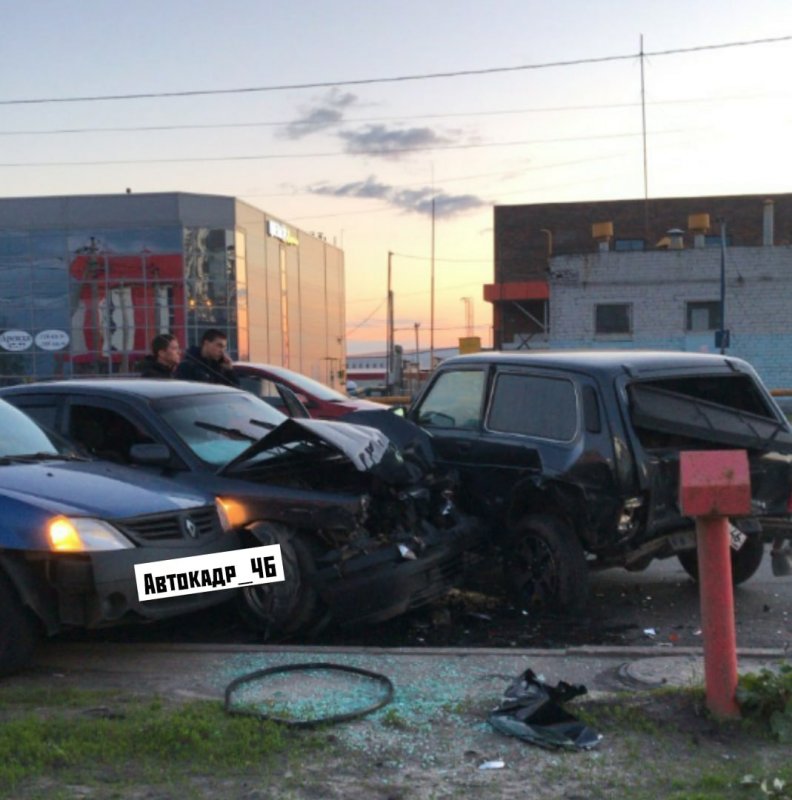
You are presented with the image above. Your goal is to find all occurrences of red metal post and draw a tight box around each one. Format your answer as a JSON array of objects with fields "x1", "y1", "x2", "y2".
[
  {"x1": 695, "y1": 515, "x2": 739, "y2": 718},
  {"x1": 679, "y1": 450, "x2": 751, "y2": 720}
]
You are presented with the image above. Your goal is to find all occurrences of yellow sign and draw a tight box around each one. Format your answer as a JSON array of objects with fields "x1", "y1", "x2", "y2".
[{"x1": 458, "y1": 337, "x2": 481, "y2": 354}]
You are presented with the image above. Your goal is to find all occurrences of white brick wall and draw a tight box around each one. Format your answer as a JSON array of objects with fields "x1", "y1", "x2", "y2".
[{"x1": 549, "y1": 246, "x2": 792, "y2": 341}]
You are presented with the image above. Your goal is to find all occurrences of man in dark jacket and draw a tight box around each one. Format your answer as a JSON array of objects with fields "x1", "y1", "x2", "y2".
[
  {"x1": 138, "y1": 333, "x2": 180, "y2": 378},
  {"x1": 174, "y1": 328, "x2": 240, "y2": 386}
]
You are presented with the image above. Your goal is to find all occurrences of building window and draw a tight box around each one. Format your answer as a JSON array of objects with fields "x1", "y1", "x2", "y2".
[
  {"x1": 686, "y1": 301, "x2": 721, "y2": 332},
  {"x1": 614, "y1": 239, "x2": 646, "y2": 252},
  {"x1": 595, "y1": 303, "x2": 632, "y2": 335}
]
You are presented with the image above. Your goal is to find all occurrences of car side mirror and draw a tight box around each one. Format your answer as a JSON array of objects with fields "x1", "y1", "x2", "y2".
[{"x1": 129, "y1": 443, "x2": 172, "y2": 466}]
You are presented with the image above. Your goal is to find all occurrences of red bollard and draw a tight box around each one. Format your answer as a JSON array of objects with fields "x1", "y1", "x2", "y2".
[{"x1": 679, "y1": 450, "x2": 751, "y2": 720}]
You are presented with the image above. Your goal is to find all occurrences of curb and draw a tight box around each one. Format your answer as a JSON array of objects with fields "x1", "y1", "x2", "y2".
[{"x1": 41, "y1": 641, "x2": 792, "y2": 659}]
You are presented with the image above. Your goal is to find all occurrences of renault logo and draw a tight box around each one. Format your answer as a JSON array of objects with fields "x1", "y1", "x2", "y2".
[{"x1": 183, "y1": 517, "x2": 199, "y2": 539}]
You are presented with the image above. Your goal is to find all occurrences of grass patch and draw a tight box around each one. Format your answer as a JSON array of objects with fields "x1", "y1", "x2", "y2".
[
  {"x1": 0, "y1": 684, "x2": 318, "y2": 794},
  {"x1": 0, "y1": 685, "x2": 122, "y2": 708}
]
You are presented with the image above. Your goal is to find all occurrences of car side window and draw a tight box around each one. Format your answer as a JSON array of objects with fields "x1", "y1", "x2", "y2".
[
  {"x1": 415, "y1": 370, "x2": 486, "y2": 429},
  {"x1": 488, "y1": 373, "x2": 578, "y2": 441},
  {"x1": 8, "y1": 399, "x2": 58, "y2": 431},
  {"x1": 68, "y1": 404, "x2": 156, "y2": 464}
]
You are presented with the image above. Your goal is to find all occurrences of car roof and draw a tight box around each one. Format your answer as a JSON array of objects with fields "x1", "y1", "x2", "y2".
[
  {"x1": 0, "y1": 378, "x2": 245, "y2": 400},
  {"x1": 438, "y1": 350, "x2": 753, "y2": 378},
  {"x1": 235, "y1": 363, "x2": 299, "y2": 381}
]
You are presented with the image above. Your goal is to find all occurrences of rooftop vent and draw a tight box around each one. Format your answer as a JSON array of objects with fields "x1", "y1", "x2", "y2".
[
  {"x1": 667, "y1": 228, "x2": 684, "y2": 250},
  {"x1": 688, "y1": 213, "x2": 710, "y2": 248},
  {"x1": 592, "y1": 221, "x2": 613, "y2": 253}
]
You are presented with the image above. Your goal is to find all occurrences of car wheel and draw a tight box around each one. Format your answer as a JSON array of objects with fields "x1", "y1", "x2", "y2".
[
  {"x1": 505, "y1": 514, "x2": 589, "y2": 614},
  {"x1": 236, "y1": 523, "x2": 322, "y2": 637},
  {"x1": 677, "y1": 534, "x2": 765, "y2": 586},
  {"x1": 0, "y1": 570, "x2": 40, "y2": 676}
]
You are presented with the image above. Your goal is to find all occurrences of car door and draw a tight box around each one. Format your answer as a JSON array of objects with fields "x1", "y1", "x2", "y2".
[{"x1": 410, "y1": 366, "x2": 538, "y2": 521}]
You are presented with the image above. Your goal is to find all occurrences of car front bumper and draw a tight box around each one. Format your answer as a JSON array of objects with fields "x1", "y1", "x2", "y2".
[{"x1": 46, "y1": 532, "x2": 243, "y2": 628}]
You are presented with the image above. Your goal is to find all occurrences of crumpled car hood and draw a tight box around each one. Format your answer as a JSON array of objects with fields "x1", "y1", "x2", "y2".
[{"x1": 219, "y1": 417, "x2": 394, "y2": 477}]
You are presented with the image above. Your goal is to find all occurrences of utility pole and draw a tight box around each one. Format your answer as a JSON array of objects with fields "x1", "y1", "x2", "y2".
[
  {"x1": 430, "y1": 198, "x2": 435, "y2": 373},
  {"x1": 719, "y1": 219, "x2": 728, "y2": 354},
  {"x1": 640, "y1": 34, "x2": 650, "y2": 239},
  {"x1": 414, "y1": 321, "x2": 420, "y2": 390},
  {"x1": 461, "y1": 297, "x2": 474, "y2": 337},
  {"x1": 386, "y1": 251, "x2": 394, "y2": 392}
]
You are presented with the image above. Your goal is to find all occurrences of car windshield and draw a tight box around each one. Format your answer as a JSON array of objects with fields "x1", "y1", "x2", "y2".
[
  {"x1": 253, "y1": 365, "x2": 347, "y2": 402},
  {"x1": 154, "y1": 391, "x2": 287, "y2": 467},
  {"x1": 0, "y1": 399, "x2": 61, "y2": 459}
]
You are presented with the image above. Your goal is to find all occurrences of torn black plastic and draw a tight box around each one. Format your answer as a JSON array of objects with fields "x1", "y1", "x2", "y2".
[
  {"x1": 488, "y1": 668, "x2": 602, "y2": 750},
  {"x1": 630, "y1": 383, "x2": 792, "y2": 453}
]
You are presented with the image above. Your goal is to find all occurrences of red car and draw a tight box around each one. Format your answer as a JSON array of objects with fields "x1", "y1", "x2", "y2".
[{"x1": 234, "y1": 363, "x2": 383, "y2": 420}]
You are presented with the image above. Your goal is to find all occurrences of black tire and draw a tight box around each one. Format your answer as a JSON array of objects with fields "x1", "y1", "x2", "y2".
[
  {"x1": 677, "y1": 534, "x2": 765, "y2": 586},
  {"x1": 0, "y1": 570, "x2": 40, "y2": 676},
  {"x1": 236, "y1": 523, "x2": 322, "y2": 637},
  {"x1": 504, "y1": 513, "x2": 589, "y2": 614}
]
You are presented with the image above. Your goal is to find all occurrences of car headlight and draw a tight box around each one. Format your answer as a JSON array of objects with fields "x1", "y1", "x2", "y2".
[
  {"x1": 215, "y1": 497, "x2": 248, "y2": 530},
  {"x1": 48, "y1": 516, "x2": 134, "y2": 552}
]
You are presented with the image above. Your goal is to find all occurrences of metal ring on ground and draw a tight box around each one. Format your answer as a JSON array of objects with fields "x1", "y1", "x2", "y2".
[{"x1": 224, "y1": 661, "x2": 394, "y2": 727}]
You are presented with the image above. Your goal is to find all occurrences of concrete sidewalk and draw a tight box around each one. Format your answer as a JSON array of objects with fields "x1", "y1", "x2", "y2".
[{"x1": 17, "y1": 640, "x2": 789, "y2": 701}]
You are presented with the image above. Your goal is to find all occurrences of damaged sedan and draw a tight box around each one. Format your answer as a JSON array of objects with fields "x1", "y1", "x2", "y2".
[
  {"x1": 0, "y1": 398, "x2": 241, "y2": 675},
  {"x1": 406, "y1": 351, "x2": 792, "y2": 613},
  {"x1": 0, "y1": 380, "x2": 480, "y2": 637}
]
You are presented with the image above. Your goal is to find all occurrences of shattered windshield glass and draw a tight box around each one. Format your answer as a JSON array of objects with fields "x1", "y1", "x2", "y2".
[{"x1": 154, "y1": 392, "x2": 287, "y2": 467}]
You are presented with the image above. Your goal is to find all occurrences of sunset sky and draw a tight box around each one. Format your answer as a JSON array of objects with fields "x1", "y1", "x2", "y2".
[{"x1": 2, "y1": 0, "x2": 791, "y2": 354}]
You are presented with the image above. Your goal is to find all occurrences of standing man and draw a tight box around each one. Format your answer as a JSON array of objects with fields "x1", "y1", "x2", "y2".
[
  {"x1": 175, "y1": 328, "x2": 240, "y2": 386},
  {"x1": 138, "y1": 333, "x2": 181, "y2": 378}
]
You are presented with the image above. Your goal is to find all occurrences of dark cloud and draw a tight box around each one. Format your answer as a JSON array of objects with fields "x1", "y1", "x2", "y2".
[
  {"x1": 309, "y1": 176, "x2": 487, "y2": 218},
  {"x1": 281, "y1": 89, "x2": 358, "y2": 140},
  {"x1": 312, "y1": 176, "x2": 392, "y2": 200},
  {"x1": 338, "y1": 125, "x2": 453, "y2": 159}
]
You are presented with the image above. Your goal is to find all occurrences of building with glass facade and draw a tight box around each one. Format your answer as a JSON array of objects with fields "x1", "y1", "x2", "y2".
[{"x1": 0, "y1": 192, "x2": 345, "y2": 387}]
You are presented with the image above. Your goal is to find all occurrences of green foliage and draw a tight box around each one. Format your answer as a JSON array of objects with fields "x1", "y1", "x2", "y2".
[
  {"x1": 0, "y1": 688, "x2": 310, "y2": 793},
  {"x1": 736, "y1": 664, "x2": 792, "y2": 742}
]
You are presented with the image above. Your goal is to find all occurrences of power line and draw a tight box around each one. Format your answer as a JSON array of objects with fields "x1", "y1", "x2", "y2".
[
  {"x1": 1, "y1": 35, "x2": 789, "y2": 106},
  {"x1": 346, "y1": 299, "x2": 386, "y2": 333},
  {"x1": 0, "y1": 127, "x2": 693, "y2": 169},
  {"x1": 0, "y1": 92, "x2": 779, "y2": 137},
  {"x1": 347, "y1": 281, "x2": 485, "y2": 305},
  {"x1": 391, "y1": 251, "x2": 490, "y2": 263}
]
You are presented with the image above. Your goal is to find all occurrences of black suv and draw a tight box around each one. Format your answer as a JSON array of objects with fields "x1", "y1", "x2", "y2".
[{"x1": 407, "y1": 350, "x2": 792, "y2": 611}]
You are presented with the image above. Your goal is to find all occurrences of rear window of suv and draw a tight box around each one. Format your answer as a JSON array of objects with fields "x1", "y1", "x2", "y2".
[{"x1": 488, "y1": 373, "x2": 578, "y2": 441}]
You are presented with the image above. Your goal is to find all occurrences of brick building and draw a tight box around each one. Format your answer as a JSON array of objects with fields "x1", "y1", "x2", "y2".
[{"x1": 487, "y1": 193, "x2": 792, "y2": 388}]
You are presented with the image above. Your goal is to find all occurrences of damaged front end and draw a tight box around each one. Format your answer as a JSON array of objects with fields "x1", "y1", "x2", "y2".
[{"x1": 219, "y1": 412, "x2": 483, "y2": 635}]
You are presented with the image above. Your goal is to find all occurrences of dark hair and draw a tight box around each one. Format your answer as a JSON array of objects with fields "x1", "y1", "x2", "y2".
[
  {"x1": 151, "y1": 333, "x2": 176, "y2": 356},
  {"x1": 201, "y1": 328, "x2": 228, "y2": 345}
]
